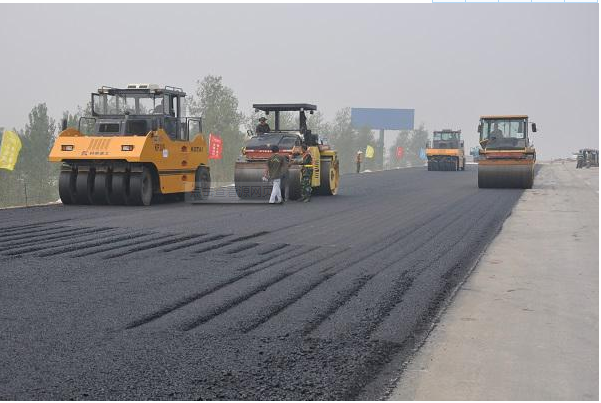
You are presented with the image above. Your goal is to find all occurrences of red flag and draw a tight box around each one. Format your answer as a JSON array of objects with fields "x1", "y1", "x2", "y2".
[
  {"x1": 208, "y1": 133, "x2": 223, "y2": 160},
  {"x1": 396, "y1": 146, "x2": 404, "y2": 159}
]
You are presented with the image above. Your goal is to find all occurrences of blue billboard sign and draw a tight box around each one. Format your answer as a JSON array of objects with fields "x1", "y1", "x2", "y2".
[{"x1": 351, "y1": 108, "x2": 414, "y2": 131}]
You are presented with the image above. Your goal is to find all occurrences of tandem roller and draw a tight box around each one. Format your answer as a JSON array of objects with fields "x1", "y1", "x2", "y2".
[
  {"x1": 235, "y1": 103, "x2": 339, "y2": 201},
  {"x1": 476, "y1": 115, "x2": 538, "y2": 189}
]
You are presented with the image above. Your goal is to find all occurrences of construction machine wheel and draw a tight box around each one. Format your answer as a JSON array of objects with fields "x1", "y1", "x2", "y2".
[
  {"x1": 317, "y1": 158, "x2": 339, "y2": 195},
  {"x1": 234, "y1": 162, "x2": 272, "y2": 199},
  {"x1": 109, "y1": 171, "x2": 129, "y2": 205},
  {"x1": 192, "y1": 166, "x2": 211, "y2": 200},
  {"x1": 478, "y1": 163, "x2": 534, "y2": 189},
  {"x1": 91, "y1": 169, "x2": 111, "y2": 205},
  {"x1": 75, "y1": 168, "x2": 94, "y2": 205},
  {"x1": 128, "y1": 166, "x2": 153, "y2": 206},
  {"x1": 287, "y1": 166, "x2": 302, "y2": 200},
  {"x1": 59, "y1": 170, "x2": 76, "y2": 205}
]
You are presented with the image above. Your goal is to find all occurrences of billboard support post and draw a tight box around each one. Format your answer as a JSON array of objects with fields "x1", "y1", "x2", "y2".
[{"x1": 379, "y1": 129, "x2": 385, "y2": 170}]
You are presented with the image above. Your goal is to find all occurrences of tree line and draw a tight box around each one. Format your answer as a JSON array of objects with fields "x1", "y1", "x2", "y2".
[{"x1": 0, "y1": 75, "x2": 427, "y2": 208}]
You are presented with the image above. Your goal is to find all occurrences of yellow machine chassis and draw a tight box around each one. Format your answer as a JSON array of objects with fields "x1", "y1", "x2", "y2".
[{"x1": 49, "y1": 128, "x2": 209, "y2": 195}]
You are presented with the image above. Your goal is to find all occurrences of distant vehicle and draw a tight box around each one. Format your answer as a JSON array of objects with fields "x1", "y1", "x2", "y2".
[
  {"x1": 234, "y1": 103, "x2": 339, "y2": 199},
  {"x1": 426, "y1": 129, "x2": 465, "y2": 171},
  {"x1": 477, "y1": 115, "x2": 538, "y2": 189},
  {"x1": 576, "y1": 148, "x2": 599, "y2": 169},
  {"x1": 469, "y1": 147, "x2": 480, "y2": 162},
  {"x1": 49, "y1": 84, "x2": 210, "y2": 205}
]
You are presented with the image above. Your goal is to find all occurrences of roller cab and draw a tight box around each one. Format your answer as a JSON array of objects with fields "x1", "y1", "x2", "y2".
[
  {"x1": 48, "y1": 84, "x2": 211, "y2": 205},
  {"x1": 234, "y1": 103, "x2": 339, "y2": 200},
  {"x1": 426, "y1": 130, "x2": 465, "y2": 171},
  {"x1": 477, "y1": 115, "x2": 537, "y2": 189}
]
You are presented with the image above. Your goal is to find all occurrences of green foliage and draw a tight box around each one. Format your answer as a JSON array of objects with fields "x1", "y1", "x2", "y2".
[
  {"x1": 188, "y1": 75, "x2": 244, "y2": 184},
  {"x1": 0, "y1": 103, "x2": 59, "y2": 207},
  {"x1": 388, "y1": 123, "x2": 428, "y2": 168},
  {"x1": 327, "y1": 108, "x2": 375, "y2": 173}
]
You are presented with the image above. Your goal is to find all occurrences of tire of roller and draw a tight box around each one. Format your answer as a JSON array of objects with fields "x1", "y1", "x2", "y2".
[
  {"x1": 74, "y1": 169, "x2": 94, "y2": 205},
  {"x1": 59, "y1": 170, "x2": 76, "y2": 205},
  {"x1": 92, "y1": 170, "x2": 111, "y2": 205},
  {"x1": 128, "y1": 166, "x2": 153, "y2": 206}
]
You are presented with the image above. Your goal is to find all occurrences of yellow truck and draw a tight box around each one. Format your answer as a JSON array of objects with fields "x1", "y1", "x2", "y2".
[
  {"x1": 426, "y1": 129, "x2": 465, "y2": 171},
  {"x1": 49, "y1": 84, "x2": 210, "y2": 205}
]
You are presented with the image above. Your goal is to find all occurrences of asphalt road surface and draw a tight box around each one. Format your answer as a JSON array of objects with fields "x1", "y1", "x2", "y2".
[{"x1": 0, "y1": 166, "x2": 523, "y2": 400}]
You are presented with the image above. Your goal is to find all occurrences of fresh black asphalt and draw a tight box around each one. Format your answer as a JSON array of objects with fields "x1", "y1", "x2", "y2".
[{"x1": 0, "y1": 166, "x2": 523, "y2": 400}]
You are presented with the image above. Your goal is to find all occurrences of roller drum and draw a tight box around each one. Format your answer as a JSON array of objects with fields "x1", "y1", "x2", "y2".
[
  {"x1": 234, "y1": 162, "x2": 272, "y2": 199},
  {"x1": 478, "y1": 163, "x2": 534, "y2": 189}
]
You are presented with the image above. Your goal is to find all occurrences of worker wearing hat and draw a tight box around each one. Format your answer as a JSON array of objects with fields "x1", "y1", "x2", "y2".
[
  {"x1": 256, "y1": 117, "x2": 271, "y2": 135},
  {"x1": 356, "y1": 151, "x2": 363, "y2": 173}
]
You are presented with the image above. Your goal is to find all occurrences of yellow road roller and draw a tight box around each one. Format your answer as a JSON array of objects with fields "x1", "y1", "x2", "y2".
[
  {"x1": 234, "y1": 103, "x2": 339, "y2": 199},
  {"x1": 426, "y1": 129, "x2": 465, "y2": 171},
  {"x1": 477, "y1": 115, "x2": 538, "y2": 189},
  {"x1": 48, "y1": 84, "x2": 210, "y2": 205}
]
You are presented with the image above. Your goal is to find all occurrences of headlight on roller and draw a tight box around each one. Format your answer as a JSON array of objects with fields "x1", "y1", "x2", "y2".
[
  {"x1": 61, "y1": 145, "x2": 74, "y2": 151},
  {"x1": 121, "y1": 145, "x2": 134, "y2": 151}
]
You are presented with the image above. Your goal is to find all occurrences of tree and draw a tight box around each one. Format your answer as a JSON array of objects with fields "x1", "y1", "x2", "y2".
[
  {"x1": 389, "y1": 123, "x2": 428, "y2": 168},
  {"x1": 188, "y1": 76, "x2": 244, "y2": 184},
  {"x1": 19, "y1": 103, "x2": 58, "y2": 204},
  {"x1": 0, "y1": 103, "x2": 59, "y2": 207}
]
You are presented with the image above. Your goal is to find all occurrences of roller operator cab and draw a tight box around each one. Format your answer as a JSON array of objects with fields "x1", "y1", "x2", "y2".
[
  {"x1": 49, "y1": 84, "x2": 210, "y2": 206},
  {"x1": 426, "y1": 130, "x2": 465, "y2": 171},
  {"x1": 234, "y1": 103, "x2": 339, "y2": 199},
  {"x1": 477, "y1": 115, "x2": 538, "y2": 189}
]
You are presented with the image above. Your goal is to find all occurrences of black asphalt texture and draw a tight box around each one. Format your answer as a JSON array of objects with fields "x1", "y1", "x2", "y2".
[{"x1": 0, "y1": 166, "x2": 523, "y2": 400}]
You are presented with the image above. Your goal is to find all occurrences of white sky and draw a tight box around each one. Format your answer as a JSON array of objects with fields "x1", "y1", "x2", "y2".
[{"x1": 0, "y1": 3, "x2": 598, "y2": 159}]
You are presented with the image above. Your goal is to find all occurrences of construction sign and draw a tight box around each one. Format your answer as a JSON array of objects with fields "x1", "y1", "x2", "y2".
[
  {"x1": 365, "y1": 145, "x2": 375, "y2": 159},
  {"x1": 0, "y1": 130, "x2": 22, "y2": 171},
  {"x1": 396, "y1": 146, "x2": 404, "y2": 159},
  {"x1": 208, "y1": 133, "x2": 223, "y2": 160}
]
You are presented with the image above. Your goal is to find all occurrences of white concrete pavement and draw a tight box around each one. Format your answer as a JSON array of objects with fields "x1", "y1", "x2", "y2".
[{"x1": 390, "y1": 162, "x2": 599, "y2": 400}]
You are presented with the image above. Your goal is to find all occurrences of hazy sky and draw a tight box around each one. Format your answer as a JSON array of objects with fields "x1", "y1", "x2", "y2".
[{"x1": 0, "y1": 4, "x2": 598, "y2": 159}]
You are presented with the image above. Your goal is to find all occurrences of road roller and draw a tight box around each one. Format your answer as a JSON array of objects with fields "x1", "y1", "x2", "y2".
[
  {"x1": 426, "y1": 129, "x2": 465, "y2": 171},
  {"x1": 477, "y1": 115, "x2": 538, "y2": 189},
  {"x1": 234, "y1": 103, "x2": 339, "y2": 200},
  {"x1": 48, "y1": 84, "x2": 210, "y2": 206}
]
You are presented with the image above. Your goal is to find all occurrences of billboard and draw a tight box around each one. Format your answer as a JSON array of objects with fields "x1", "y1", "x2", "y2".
[{"x1": 351, "y1": 108, "x2": 414, "y2": 131}]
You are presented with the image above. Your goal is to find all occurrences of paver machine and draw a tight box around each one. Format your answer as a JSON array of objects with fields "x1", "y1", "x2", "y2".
[
  {"x1": 477, "y1": 115, "x2": 537, "y2": 189},
  {"x1": 234, "y1": 103, "x2": 339, "y2": 199},
  {"x1": 49, "y1": 84, "x2": 210, "y2": 205},
  {"x1": 426, "y1": 129, "x2": 465, "y2": 171}
]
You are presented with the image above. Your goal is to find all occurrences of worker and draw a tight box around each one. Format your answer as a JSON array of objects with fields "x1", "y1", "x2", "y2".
[
  {"x1": 299, "y1": 145, "x2": 313, "y2": 202},
  {"x1": 490, "y1": 122, "x2": 503, "y2": 138},
  {"x1": 356, "y1": 151, "x2": 363, "y2": 173},
  {"x1": 256, "y1": 117, "x2": 271, "y2": 135},
  {"x1": 265, "y1": 145, "x2": 285, "y2": 204},
  {"x1": 153, "y1": 101, "x2": 163, "y2": 114}
]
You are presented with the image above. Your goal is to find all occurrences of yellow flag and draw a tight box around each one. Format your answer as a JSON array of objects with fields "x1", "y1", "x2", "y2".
[
  {"x1": 0, "y1": 130, "x2": 23, "y2": 171},
  {"x1": 365, "y1": 145, "x2": 374, "y2": 159}
]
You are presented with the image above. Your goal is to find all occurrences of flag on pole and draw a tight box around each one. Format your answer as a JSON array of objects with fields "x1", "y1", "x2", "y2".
[
  {"x1": 365, "y1": 145, "x2": 374, "y2": 159},
  {"x1": 0, "y1": 130, "x2": 22, "y2": 171},
  {"x1": 208, "y1": 133, "x2": 223, "y2": 160}
]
